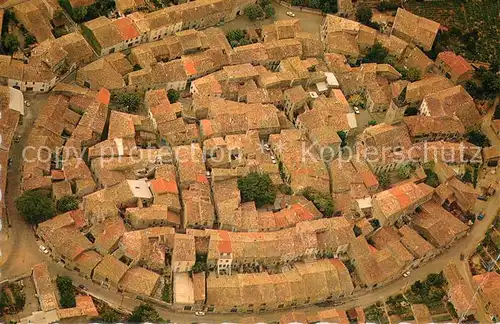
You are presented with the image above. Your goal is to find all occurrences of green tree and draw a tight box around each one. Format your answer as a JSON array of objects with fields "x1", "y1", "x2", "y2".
[
  {"x1": 426, "y1": 272, "x2": 445, "y2": 287},
  {"x1": 24, "y1": 34, "x2": 36, "y2": 47},
  {"x1": 259, "y1": 0, "x2": 271, "y2": 6},
  {"x1": 167, "y1": 89, "x2": 180, "y2": 103},
  {"x1": 72, "y1": 6, "x2": 88, "y2": 22},
  {"x1": 425, "y1": 172, "x2": 440, "y2": 188},
  {"x1": 263, "y1": 4, "x2": 275, "y2": 18},
  {"x1": 377, "y1": 171, "x2": 390, "y2": 188},
  {"x1": 237, "y1": 172, "x2": 276, "y2": 207},
  {"x1": 363, "y1": 42, "x2": 388, "y2": 64},
  {"x1": 162, "y1": 284, "x2": 171, "y2": 303},
  {"x1": 368, "y1": 120, "x2": 377, "y2": 126},
  {"x1": 226, "y1": 29, "x2": 245, "y2": 43},
  {"x1": 337, "y1": 130, "x2": 348, "y2": 147},
  {"x1": 406, "y1": 67, "x2": 421, "y2": 82},
  {"x1": 244, "y1": 4, "x2": 264, "y2": 20},
  {"x1": 309, "y1": 0, "x2": 321, "y2": 9},
  {"x1": 15, "y1": 190, "x2": 55, "y2": 225},
  {"x1": 302, "y1": 187, "x2": 335, "y2": 217},
  {"x1": 291, "y1": 0, "x2": 303, "y2": 5},
  {"x1": 56, "y1": 195, "x2": 79, "y2": 213},
  {"x1": 397, "y1": 164, "x2": 413, "y2": 179},
  {"x1": 462, "y1": 169, "x2": 473, "y2": 184},
  {"x1": 2, "y1": 34, "x2": 19, "y2": 54},
  {"x1": 128, "y1": 304, "x2": 163, "y2": 323},
  {"x1": 115, "y1": 92, "x2": 141, "y2": 112},
  {"x1": 355, "y1": 6, "x2": 372, "y2": 24},
  {"x1": 56, "y1": 276, "x2": 76, "y2": 308},
  {"x1": 348, "y1": 93, "x2": 366, "y2": 108},
  {"x1": 99, "y1": 309, "x2": 120, "y2": 323},
  {"x1": 467, "y1": 130, "x2": 490, "y2": 147}
]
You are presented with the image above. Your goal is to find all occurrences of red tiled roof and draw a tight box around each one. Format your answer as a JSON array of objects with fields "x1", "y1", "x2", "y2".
[
  {"x1": 51, "y1": 170, "x2": 65, "y2": 180},
  {"x1": 391, "y1": 185, "x2": 411, "y2": 209},
  {"x1": 184, "y1": 61, "x2": 196, "y2": 75},
  {"x1": 218, "y1": 230, "x2": 232, "y2": 253},
  {"x1": 201, "y1": 119, "x2": 214, "y2": 137},
  {"x1": 114, "y1": 17, "x2": 140, "y2": 40},
  {"x1": 96, "y1": 88, "x2": 111, "y2": 105},
  {"x1": 196, "y1": 174, "x2": 208, "y2": 184},
  {"x1": 438, "y1": 51, "x2": 473, "y2": 76},
  {"x1": 291, "y1": 203, "x2": 313, "y2": 221},
  {"x1": 151, "y1": 178, "x2": 178, "y2": 194}
]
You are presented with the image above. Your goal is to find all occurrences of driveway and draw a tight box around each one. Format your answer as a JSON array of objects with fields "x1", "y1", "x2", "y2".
[{"x1": 221, "y1": 2, "x2": 324, "y2": 37}]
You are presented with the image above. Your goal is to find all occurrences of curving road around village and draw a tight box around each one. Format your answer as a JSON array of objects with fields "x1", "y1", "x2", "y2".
[{"x1": 1, "y1": 98, "x2": 499, "y2": 323}]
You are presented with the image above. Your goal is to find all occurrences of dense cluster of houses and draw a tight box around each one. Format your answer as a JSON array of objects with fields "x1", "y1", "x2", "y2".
[{"x1": 4, "y1": 0, "x2": 498, "y2": 319}]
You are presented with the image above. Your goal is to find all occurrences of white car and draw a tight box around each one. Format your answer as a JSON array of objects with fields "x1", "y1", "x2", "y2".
[
  {"x1": 286, "y1": 11, "x2": 295, "y2": 17},
  {"x1": 24, "y1": 100, "x2": 31, "y2": 107},
  {"x1": 353, "y1": 106, "x2": 360, "y2": 114},
  {"x1": 403, "y1": 270, "x2": 410, "y2": 278},
  {"x1": 39, "y1": 245, "x2": 49, "y2": 254},
  {"x1": 195, "y1": 311, "x2": 206, "y2": 316}
]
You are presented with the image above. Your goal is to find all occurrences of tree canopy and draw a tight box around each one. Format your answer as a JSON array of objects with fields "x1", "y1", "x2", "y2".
[
  {"x1": 1, "y1": 34, "x2": 19, "y2": 55},
  {"x1": 244, "y1": 4, "x2": 264, "y2": 20},
  {"x1": 397, "y1": 164, "x2": 413, "y2": 179},
  {"x1": 467, "y1": 130, "x2": 490, "y2": 147},
  {"x1": 363, "y1": 42, "x2": 389, "y2": 64},
  {"x1": 15, "y1": 190, "x2": 55, "y2": 225},
  {"x1": 355, "y1": 6, "x2": 373, "y2": 24},
  {"x1": 114, "y1": 92, "x2": 141, "y2": 113},
  {"x1": 237, "y1": 172, "x2": 276, "y2": 207},
  {"x1": 406, "y1": 67, "x2": 421, "y2": 82},
  {"x1": 377, "y1": 172, "x2": 391, "y2": 189},
  {"x1": 56, "y1": 276, "x2": 76, "y2": 308},
  {"x1": 167, "y1": 89, "x2": 180, "y2": 103},
  {"x1": 302, "y1": 187, "x2": 335, "y2": 217},
  {"x1": 128, "y1": 304, "x2": 163, "y2": 323},
  {"x1": 56, "y1": 195, "x2": 79, "y2": 213}
]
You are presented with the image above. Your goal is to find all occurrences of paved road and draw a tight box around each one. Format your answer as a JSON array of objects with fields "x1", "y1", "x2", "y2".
[
  {"x1": 481, "y1": 100, "x2": 500, "y2": 146},
  {"x1": 0, "y1": 93, "x2": 47, "y2": 280}
]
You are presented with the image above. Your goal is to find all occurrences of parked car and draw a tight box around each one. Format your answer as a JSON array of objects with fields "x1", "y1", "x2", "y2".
[
  {"x1": 39, "y1": 245, "x2": 49, "y2": 254},
  {"x1": 78, "y1": 284, "x2": 87, "y2": 291},
  {"x1": 195, "y1": 311, "x2": 205, "y2": 316},
  {"x1": 353, "y1": 106, "x2": 360, "y2": 114},
  {"x1": 403, "y1": 270, "x2": 410, "y2": 277},
  {"x1": 477, "y1": 212, "x2": 485, "y2": 221},
  {"x1": 14, "y1": 135, "x2": 21, "y2": 143},
  {"x1": 24, "y1": 100, "x2": 31, "y2": 107},
  {"x1": 286, "y1": 11, "x2": 295, "y2": 17},
  {"x1": 478, "y1": 195, "x2": 488, "y2": 201}
]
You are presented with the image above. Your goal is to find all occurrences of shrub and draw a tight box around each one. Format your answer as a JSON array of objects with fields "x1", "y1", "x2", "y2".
[
  {"x1": 1, "y1": 34, "x2": 19, "y2": 54},
  {"x1": 15, "y1": 190, "x2": 55, "y2": 225},
  {"x1": 467, "y1": 130, "x2": 490, "y2": 147},
  {"x1": 114, "y1": 92, "x2": 141, "y2": 112},
  {"x1": 302, "y1": 187, "x2": 335, "y2": 217},
  {"x1": 24, "y1": 34, "x2": 36, "y2": 47},
  {"x1": 377, "y1": 1, "x2": 399, "y2": 11},
  {"x1": 406, "y1": 67, "x2": 421, "y2": 82},
  {"x1": 237, "y1": 172, "x2": 276, "y2": 207},
  {"x1": 57, "y1": 195, "x2": 79, "y2": 213},
  {"x1": 167, "y1": 89, "x2": 180, "y2": 103},
  {"x1": 56, "y1": 276, "x2": 76, "y2": 308},
  {"x1": 263, "y1": 4, "x2": 275, "y2": 18},
  {"x1": 244, "y1": 4, "x2": 264, "y2": 20},
  {"x1": 368, "y1": 120, "x2": 377, "y2": 126},
  {"x1": 397, "y1": 164, "x2": 413, "y2": 179},
  {"x1": 355, "y1": 6, "x2": 372, "y2": 24},
  {"x1": 128, "y1": 304, "x2": 163, "y2": 323},
  {"x1": 377, "y1": 171, "x2": 391, "y2": 188},
  {"x1": 363, "y1": 42, "x2": 389, "y2": 64}
]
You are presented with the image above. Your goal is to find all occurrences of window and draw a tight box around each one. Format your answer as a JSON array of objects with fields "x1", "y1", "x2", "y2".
[
  {"x1": 278, "y1": 304, "x2": 284, "y2": 309},
  {"x1": 184, "y1": 306, "x2": 192, "y2": 311},
  {"x1": 230, "y1": 308, "x2": 237, "y2": 313}
]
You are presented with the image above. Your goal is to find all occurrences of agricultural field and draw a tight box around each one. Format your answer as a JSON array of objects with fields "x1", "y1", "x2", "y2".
[{"x1": 405, "y1": 0, "x2": 499, "y2": 63}]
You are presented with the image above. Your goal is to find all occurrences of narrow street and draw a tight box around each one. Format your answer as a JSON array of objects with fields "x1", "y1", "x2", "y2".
[{"x1": 0, "y1": 94, "x2": 48, "y2": 280}]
